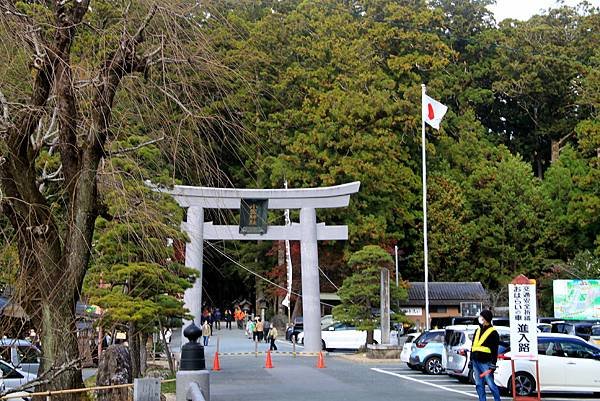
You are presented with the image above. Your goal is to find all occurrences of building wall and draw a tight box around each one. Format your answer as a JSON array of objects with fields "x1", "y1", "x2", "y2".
[{"x1": 401, "y1": 305, "x2": 461, "y2": 330}]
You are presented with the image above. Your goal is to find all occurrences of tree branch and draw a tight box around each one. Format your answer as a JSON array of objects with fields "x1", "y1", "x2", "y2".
[
  {"x1": 0, "y1": 357, "x2": 82, "y2": 397},
  {"x1": 108, "y1": 136, "x2": 165, "y2": 156},
  {"x1": 0, "y1": 88, "x2": 8, "y2": 123}
]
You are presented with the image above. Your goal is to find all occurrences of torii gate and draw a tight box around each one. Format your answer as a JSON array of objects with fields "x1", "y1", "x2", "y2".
[{"x1": 162, "y1": 182, "x2": 360, "y2": 352}]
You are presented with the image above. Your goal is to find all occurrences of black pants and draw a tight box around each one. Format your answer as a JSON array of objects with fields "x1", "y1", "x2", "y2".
[
  {"x1": 215, "y1": 320, "x2": 221, "y2": 330},
  {"x1": 226, "y1": 320, "x2": 232, "y2": 329},
  {"x1": 253, "y1": 331, "x2": 259, "y2": 341},
  {"x1": 263, "y1": 330, "x2": 269, "y2": 342},
  {"x1": 270, "y1": 338, "x2": 277, "y2": 351}
]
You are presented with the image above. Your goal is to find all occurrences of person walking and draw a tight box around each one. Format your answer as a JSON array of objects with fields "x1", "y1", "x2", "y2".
[
  {"x1": 263, "y1": 320, "x2": 271, "y2": 343},
  {"x1": 202, "y1": 321, "x2": 211, "y2": 346},
  {"x1": 235, "y1": 308, "x2": 244, "y2": 330},
  {"x1": 268, "y1": 325, "x2": 278, "y2": 351},
  {"x1": 255, "y1": 318, "x2": 264, "y2": 342},
  {"x1": 224, "y1": 309, "x2": 233, "y2": 330},
  {"x1": 470, "y1": 310, "x2": 501, "y2": 401},
  {"x1": 246, "y1": 317, "x2": 255, "y2": 339},
  {"x1": 214, "y1": 308, "x2": 222, "y2": 330}
]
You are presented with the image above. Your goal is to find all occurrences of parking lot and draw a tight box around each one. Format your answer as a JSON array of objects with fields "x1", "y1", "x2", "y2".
[{"x1": 371, "y1": 365, "x2": 600, "y2": 401}]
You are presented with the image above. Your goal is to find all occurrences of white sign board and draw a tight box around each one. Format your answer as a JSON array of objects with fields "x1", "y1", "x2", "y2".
[
  {"x1": 399, "y1": 307, "x2": 423, "y2": 316},
  {"x1": 508, "y1": 283, "x2": 538, "y2": 360}
]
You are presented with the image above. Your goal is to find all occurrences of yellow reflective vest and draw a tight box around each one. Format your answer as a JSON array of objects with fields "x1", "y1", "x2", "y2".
[{"x1": 471, "y1": 326, "x2": 497, "y2": 353}]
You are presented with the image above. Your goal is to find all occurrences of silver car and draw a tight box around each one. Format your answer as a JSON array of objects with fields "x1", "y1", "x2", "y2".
[
  {"x1": 442, "y1": 325, "x2": 510, "y2": 383},
  {"x1": 0, "y1": 339, "x2": 41, "y2": 375},
  {"x1": 0, "y1": 358, "x2": 37, "y2": 400}
]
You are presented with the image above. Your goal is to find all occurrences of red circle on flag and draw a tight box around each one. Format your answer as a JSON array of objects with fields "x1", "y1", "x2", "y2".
[{"x1": 428, "y1": 103, "x2": 435, "y2": 120}]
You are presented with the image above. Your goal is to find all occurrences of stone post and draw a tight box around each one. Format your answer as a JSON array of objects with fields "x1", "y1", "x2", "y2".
[{"x1": 176, "y1": 323, "x2": 209, "y2": 401}]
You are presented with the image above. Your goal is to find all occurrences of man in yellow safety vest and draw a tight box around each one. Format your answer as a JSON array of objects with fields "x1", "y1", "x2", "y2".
[{"x1": 471, "y1": 309, "x2": 501, "y2": 401}]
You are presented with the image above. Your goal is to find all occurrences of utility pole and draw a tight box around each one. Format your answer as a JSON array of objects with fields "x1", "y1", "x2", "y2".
[
  {"x1": 380, "y1": 268, "x2": 390, "y2": 344},
  {"x1": 394, "y1": 245, "x2": 399, "y2": 287}
]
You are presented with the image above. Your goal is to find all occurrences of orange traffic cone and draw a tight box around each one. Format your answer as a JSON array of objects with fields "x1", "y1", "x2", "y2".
[
  {"x1": 265, "y1": 350, "x2": 273, "y2": 369},
  {"x1": 317, "y1": 351, "x2": 325, "y2": 369},
  {"x1": 212, "y1": 351, "x2": 221, "y2": 371}
]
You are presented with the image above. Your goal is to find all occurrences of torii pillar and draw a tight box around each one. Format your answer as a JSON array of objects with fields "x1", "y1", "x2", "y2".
[{"x1": 161, "y1": 182, "x2": 360, "y2": 353}]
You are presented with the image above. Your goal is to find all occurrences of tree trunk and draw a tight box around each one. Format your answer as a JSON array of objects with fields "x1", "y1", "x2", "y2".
[
  {"x1": 366, "y1": 329, "x2": 375, "y2": 345},
  {"x1": 35, "y1": 303, "x2": 85, "y2": 401},
  {"x1": 140, "y1": 332, "x2": 149, "y2": 376},
  {"x1": 159, "y1": 322, "x2": 175, "y2": 376},
  {"x1": 129, "y1": 322, "x2": 141, "y2": 379},
  {"x1": 291, "y1": 295, "x2": 302, "y2": 321}
]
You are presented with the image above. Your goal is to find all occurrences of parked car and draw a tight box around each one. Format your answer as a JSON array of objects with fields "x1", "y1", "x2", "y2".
[
  {"x1": 408, "y1": 329, "x2": 445, "y2": 374},
  {"x1": 442, "y1": 325, "x2": 510, "y2": 383},
  {"x1": 320, "y1": 315, "x2": 334, "y2": 329},
  {"x1": 0, "y1": 339, "x2": 41, "y2": 375},
  {"x1": 285, "y1": 317, "x2": 303, "y2": 343},
  {"x1": 551, "y1": 321, "x2": 593, "y2": 341},
  {"x1": 537, "y1": 323, "x2": 552, "y2": 333},
  {"x1": 591, "y1": 325, "x2": 600, "y2": 346},
  {"x1": 0, "y1": 357, "x2": 37, "y2": 399},
  {"x1": 431, "y1": 317, "x2": 476, "y2": 329},
  {"x1": 494, "y1": 333, "x2": 600, "y2": 396},
  {"x1": 297, "y1": 322, "x2": 397, "y2": 350},
  {"x1": 286, "y1": 316, "x2": 335, "y2": 343},
  {"x1": 400, "y1": 333, "x2": 419, "y2": 366}
]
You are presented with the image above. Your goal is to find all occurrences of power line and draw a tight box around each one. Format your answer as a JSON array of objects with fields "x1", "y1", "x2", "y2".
[{"x1": 205, "y1": 241, "x2": 336, "y2": 308}]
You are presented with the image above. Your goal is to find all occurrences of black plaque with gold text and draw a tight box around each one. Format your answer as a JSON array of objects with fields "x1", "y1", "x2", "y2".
[{"x1": 239, "y1": 199, "x2": 268, "y2": 235}]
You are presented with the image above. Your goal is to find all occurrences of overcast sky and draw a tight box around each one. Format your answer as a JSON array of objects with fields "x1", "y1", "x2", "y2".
[{"x1": 489, "y1": 0, "x2": 600, "y2": 21}]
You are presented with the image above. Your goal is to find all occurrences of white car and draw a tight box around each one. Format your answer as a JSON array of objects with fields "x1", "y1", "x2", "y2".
[
  {"x1": 0, "y1": 358, "x2": 37, "y2": 400},
  {"x1": 298, "y1": 322, "x2": 397, "y2": 350},
  {"x1": 400, "y1": 333, "x2": 419, "y2": 363},
  {"x1": 494, "y1": 333, "x2": 600, "y2": 396}
]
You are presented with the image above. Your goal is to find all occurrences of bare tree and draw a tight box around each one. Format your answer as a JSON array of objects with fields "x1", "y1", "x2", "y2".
[{"x1": 0, "y1": 1, "x2": 236, "y2": 399}]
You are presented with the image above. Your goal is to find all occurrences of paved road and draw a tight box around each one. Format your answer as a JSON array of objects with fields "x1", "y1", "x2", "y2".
[{"x1": 201, "y1": 328, "x2": 597, "y2": 401}]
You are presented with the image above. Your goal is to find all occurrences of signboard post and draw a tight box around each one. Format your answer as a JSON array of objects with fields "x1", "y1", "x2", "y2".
[{"x1": 508, "y1": 275, "x2": 540, "y2": 401}]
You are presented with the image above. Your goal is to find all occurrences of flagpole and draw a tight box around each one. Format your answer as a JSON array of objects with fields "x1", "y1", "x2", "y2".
[
  {"x1": 421, "y1": 84, "x2": 430, "y2": 331},
  {"x1": 283, "y1": 180, "x2": 293, "y2": 326}
]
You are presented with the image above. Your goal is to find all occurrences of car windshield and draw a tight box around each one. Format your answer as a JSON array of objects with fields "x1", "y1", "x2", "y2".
[
  {"x1": 575, "y1": 326, "x2": 592, "y2": 336},
  {"x1": 592, "y1": 326, "x2": 600, "y2": 336}
]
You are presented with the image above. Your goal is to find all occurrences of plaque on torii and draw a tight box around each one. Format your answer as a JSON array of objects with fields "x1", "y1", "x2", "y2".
[{"x1": 159, "y1": 182, "x2": 360, "y2": 352}]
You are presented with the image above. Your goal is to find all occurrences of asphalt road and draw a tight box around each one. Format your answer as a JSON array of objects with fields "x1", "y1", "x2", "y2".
[{"x1": 202, "y1": 328, "x2": 599, "y2": 401}]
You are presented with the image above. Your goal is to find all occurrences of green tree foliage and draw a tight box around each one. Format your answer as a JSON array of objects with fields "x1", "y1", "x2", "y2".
[
  {"x1": 83, "y1": 140, "x2": 197, "y2": 377},
  {"x1": 333, "y1": 245, "x2": 408, "y2": 344}
]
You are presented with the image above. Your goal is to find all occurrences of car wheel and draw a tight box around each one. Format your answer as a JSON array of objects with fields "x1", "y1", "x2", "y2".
[
  {"x1": 407, "y1": 363, "x2": 418, "y2": 370},
  {"x1": 508, "y1": 372, "x2": 536, "y2": 397},
  {"x1": 424, "y1": 356, "x2": 443, "y2": 375},
  {"x1": 468, "y1": 368, "x2": 476, "y2": 384}
]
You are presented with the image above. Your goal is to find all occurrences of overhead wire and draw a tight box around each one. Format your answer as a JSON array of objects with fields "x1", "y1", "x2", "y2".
[{"x1": 204, "y1": 241, "x2": 336, "y2": 309}]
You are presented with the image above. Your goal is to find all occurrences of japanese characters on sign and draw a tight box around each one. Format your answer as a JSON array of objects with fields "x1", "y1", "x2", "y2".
[
  {"x1": 239, "y1": 199, "x2": 269, "y2": 235},
  {"x1": 509, "y1": 282, "x2": 538, "y2": 360}
]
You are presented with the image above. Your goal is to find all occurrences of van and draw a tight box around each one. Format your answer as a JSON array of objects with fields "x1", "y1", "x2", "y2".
[
  {"x1": 0, "y1": 339, "x2": 41, "y2": 375},
  {"x1": 550, "y1": 321, "x2": 593, "y2": 341}
]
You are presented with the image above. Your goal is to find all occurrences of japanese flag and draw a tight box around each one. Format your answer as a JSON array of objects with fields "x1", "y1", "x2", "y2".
[{"x1": 422, "y1": 93, "x2": 448, "y2": 130}]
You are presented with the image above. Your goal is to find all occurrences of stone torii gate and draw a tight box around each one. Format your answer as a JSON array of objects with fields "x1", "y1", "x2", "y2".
[{"x1": 163, "y1": 182, "x2": 360, "y2": 352}]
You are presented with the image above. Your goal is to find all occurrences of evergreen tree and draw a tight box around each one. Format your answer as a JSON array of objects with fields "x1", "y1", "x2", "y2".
[{"x1": 333, "y1": 245, "x2": 408, "y2": 345}]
